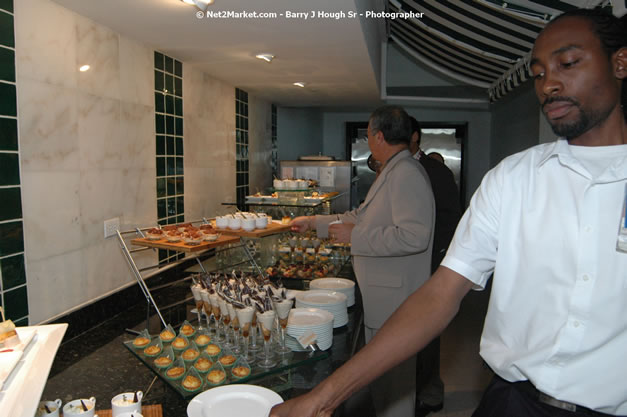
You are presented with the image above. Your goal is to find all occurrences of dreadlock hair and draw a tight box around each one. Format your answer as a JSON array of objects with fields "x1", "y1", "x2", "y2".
[{"x1": 547, "y1": 8, "x2": 626, "y2": 120}]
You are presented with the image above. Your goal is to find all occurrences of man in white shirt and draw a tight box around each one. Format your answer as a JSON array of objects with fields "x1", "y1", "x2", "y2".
[{"x1": 271, "y1": 7, "x2": 627, "y2": 417}]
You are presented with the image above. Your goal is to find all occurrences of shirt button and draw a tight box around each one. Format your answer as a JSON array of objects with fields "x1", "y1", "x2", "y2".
[
  {"x1": 582, "y1": 274, "x2": 590, "y2": 281},
  {"x1": 573, "y1": 321, "x2": 580, "y2": 328},
  {"x1": 584, "y1": 225, "x2": 593, "y2": 233}
]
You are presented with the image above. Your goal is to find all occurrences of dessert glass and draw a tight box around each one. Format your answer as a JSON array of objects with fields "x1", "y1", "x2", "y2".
[
  {"x1": 273, "y1": 298, "x2": 294, "y2": 354},
  {"x1": 209, "y1": 292, "x2": 223, "y2": 341},
  {"x1": 256, "y1": 310, "x2": 277, "y2": 368},
  {"x1": 236, "y1": 306, "x2": 256, "y2": 363},
  {"x1": 190, "y1": 284, "x2": 205, "y2": 330},
  {"x1": 227, "y1": 303, "x2": 241, "y2": 354},
  {"x1": 199, "y1": 289, "x2": 212, "y2": 329},
  {"x1": 248, "y1": 308, "x2": 261, "y2": 353},
  {"x1": 218, "y1": 297, "x2": 232, "y2": 347}
]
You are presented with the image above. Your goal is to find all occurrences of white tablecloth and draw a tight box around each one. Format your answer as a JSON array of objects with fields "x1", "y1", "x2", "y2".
[{"x1": 0, "y1": 324, "x2": 68, "y2": 417}]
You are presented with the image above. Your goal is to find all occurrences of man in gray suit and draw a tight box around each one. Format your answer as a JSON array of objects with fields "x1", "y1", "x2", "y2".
[{"x1": 290, "y1": 105, "x2": 435, "y2": 417}]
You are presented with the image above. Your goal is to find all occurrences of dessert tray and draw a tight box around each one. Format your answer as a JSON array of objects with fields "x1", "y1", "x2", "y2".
[
  {"x1": 123, "y1": 328, "x2": 328, "y2": 399},
  {"x1": 214, "y1": 221, "x2": 291, "y2": 238},
  {"x1": 131, "y1": 234, "x2": 240, "y2": 253},
  {"x1": 187, "y1": 384, "x2": 283, "y2": 417}
]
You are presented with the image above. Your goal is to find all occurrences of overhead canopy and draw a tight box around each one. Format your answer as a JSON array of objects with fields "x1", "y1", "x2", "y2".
[{"x1": 387, "y1": 0, "x2": 608, "y2": 101}]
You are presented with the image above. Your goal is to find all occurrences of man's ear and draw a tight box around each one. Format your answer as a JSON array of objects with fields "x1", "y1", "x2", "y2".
[{"x1": 613, "y1": 47, "x2": 627, "y2": 80}]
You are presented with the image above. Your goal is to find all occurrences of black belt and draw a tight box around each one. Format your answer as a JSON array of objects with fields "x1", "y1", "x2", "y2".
[{"x1": 512, "y1": 378, "x2": 612, "y2": 416}]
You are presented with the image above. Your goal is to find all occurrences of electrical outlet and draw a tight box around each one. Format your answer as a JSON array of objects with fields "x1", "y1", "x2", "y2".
[{"x1": 104, "y1": 217, "x2": 120, "y2": 238}]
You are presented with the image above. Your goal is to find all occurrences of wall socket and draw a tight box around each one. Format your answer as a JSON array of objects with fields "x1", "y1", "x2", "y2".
[{"x1": 104, "y1": 217, "x2": 120, "y2": 238}]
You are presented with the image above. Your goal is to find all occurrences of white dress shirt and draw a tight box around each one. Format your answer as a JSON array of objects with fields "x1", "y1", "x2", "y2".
[{"x1": 442, "y1": 139, "x2": 627, "y2": 415}]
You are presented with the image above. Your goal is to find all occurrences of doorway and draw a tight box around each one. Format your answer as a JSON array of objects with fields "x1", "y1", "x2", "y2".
[{"x1": 346, "y1": 121, "x2": 467, "y2": 210}]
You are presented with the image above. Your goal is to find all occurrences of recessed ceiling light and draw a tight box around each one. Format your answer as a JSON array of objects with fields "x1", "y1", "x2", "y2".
[
  {"x1": 180, "y1": 0, "x2": 195, "y2": 4},
  {"x1": 79, "y1": 65, "x2": 90, "y2": 72},
  {"x1": 293, "y1": 82, "x2": 306, "y2": 88},
  {"x1": 255, "y1": 54, "x2": 275, "y2": 63}
]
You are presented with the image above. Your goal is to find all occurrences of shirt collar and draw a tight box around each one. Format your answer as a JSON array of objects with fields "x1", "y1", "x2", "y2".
[{"x1": 537, "y1": 138, "x2": 627, "y2": 182}]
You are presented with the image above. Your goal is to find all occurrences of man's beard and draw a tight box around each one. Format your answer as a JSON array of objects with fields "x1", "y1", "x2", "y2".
[{"x1": 543, "y1": 96, "x2": 614, "y2": 140}]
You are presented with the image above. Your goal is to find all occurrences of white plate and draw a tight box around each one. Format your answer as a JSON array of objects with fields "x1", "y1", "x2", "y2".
[
  {"x1": 309, "y1": 278, "x2": 355, "y2": 290},
  {"x1": 187, "y1": 384, "x2": 283, "y2": 417},
  {"x1": 288, "y1": 308, "x2": 333, "y2": 326},
  {"x1": 296, "y1": 291, "x2": 346, "y2": 306}
]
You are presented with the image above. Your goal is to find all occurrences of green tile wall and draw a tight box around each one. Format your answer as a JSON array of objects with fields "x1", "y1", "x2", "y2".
[
  {"x1": 235, "y1": 88, "x2": 249, "y2": 210},
  {"x1": 0, "y1": 1, "x2": 28, "y2": 324},
  {"x1": 154, "y1": 51, "x2": 184, "y2": 264},
  {"x1": 271, "y1": 104, "x2": 278, "y2": 179}
]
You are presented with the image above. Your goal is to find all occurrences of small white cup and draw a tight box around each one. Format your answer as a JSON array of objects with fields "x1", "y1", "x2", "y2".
[
  {"x1": 215, "y1": 216, "x2": 228, "y2": 229},
  {"x1": 111, "y1": 392, "x2": 142, "y2": 417},
  {"x1": 255, "y1": 216, "x2": 268, "y2": 229},
  {"x1": 228, "y1": 216, "x2": 241, "y2": 230},
  {"x1": 116, "y1": 413, "x2": 143, "y2": 417},
  {"x1": 36, "y1": 399, "x2": 62, "y2": 417},
  {"x1": 242, "y1": 218, "x2": 256, "y2": 231},
  {"x1": 273, "y1": 179, "x2": 284, "y2": 189},
  {"x1": 62, "y1": 397, "x2": 97, "y2": 417}
]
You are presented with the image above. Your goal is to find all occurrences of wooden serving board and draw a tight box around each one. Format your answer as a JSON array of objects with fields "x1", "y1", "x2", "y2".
[
  {"x1": 96, "y1": 404, "x2": 162, "y2": 417},
  {"x1": 215, "y1": 221, "x2": 291, "y2": 238},
  {"x1": 131, "y1": 234, "x2": 240, "y2": 252}
]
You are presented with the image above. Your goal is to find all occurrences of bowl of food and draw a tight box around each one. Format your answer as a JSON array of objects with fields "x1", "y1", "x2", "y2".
[{"x1": 145, "y1": 228, "x2": 164, "y2": 240}]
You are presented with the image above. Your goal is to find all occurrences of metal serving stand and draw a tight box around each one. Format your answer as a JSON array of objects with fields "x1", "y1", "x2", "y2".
[{"x1": 116, "y1": 219, "x2": 266, "y2": 328}]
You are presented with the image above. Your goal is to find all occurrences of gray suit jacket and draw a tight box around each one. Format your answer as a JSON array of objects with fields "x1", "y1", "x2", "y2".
[{"x1": 316, "y1": 150, "x2": 435, "y2": 328}]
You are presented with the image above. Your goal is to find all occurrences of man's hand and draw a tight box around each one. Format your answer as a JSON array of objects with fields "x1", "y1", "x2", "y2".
[
  {"x1": 268, "y1": 391, "x2": 334, "y2": 417},
  {"x1": 329, "y1": 222, "x2": 354, "y2": 243},
  {"x1": 290, "y1": 216, "x2": 312, "y2": 233}
]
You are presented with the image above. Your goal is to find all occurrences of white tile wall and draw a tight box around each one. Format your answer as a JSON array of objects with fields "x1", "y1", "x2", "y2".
[{"x1": 15, "y1": 0, "x2": 274, "y2": 323}]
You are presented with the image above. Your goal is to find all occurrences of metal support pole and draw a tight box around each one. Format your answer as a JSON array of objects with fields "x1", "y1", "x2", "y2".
[{"x1": 117, "y1": 230, "x2": 167, "y2": 328}]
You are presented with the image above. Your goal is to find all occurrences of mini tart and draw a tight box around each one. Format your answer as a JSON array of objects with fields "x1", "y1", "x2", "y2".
[
  {"x1": 172, "y1": 337, "x2": 189, "y2": 350},
  {"x1": 194, "y1": 334, "x2": 211, "y2": 346},
  {"x1": 133, "y1": 336, "x2": 150, "y2": 348},
  {"x1": 160, "y1": 330, "x2": 175, "y2": 342},
  {"x1": 182, "y1": 375, "x2": 202, "y2": 392},
  {"x1": 154, "y1": 356, "x2": 173, "y2": 368},
  {"x1": 165, "y1": 366, "x2": 185, "y2": 380},
  {"x1": 206, "y1": 369, "x2": 226, "y2": 385},
  {"x1": 232, "y1": 366, "x2": 251, "y2": 379},
  {"x1": 193, "y1": 357, "x2": 213, "y2": 372},
  {"x1": 219, "y1": 354, "x2": 236, "y2": 367},
  {"x1": 181, "y1": 324, "x2": 195, "y2": 337},
  {"x1": 143, "y1": 345, "x2": 162, "y2": 356},
  {"x1": 205, "y1": 344, "x2": 221, "y2": 356},
  {"x1": 182, "y1": 348, "x2": 200, "y2": 361}
]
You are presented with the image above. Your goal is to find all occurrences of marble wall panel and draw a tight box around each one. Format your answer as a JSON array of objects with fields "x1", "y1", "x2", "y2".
[
  {"x1": 17, "y1": 79, "x2": 79, "y2": 171},
  {"x1": 119, "y1": 102, "x2": 155, "y2": 170},
  {"x1": 26, "y1": 249, "x2": 83, "y2": 323},
  {"x1": 119, "y1": 37, "x2": 153, "y2": 107},
  {"x1": 77, "y1": 93, "x2": 121, "y2": 170},
  {"x1": 76, "y1": 15, "x2": 120, "y2": 100},
  {"x1": 20, "y1": 171, "x2": 82, "y2": 262},
  {"x1": 248, "y1": 96, "x2": 272, "y2": 194},
  {"x1": 14, "y1": 0, "x2": 77, "y2": 88}
]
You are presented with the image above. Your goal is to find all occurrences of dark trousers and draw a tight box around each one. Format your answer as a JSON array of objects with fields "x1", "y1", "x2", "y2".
[{"x1": 472, "y1": 375, "x2": 625, "y2": 417}]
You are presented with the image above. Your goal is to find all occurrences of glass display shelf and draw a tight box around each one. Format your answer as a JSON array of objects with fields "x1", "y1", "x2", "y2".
[{"x1": 123, "y1": 336, "x2": 328, "y2": 399}]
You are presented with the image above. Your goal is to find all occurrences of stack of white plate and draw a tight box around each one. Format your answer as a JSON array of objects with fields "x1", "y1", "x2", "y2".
[
  {"x1": 309, "y1": 277, "x2": 355, "y2": 307},
  {"x1": 295, "y1": 290, "x2": 348, "y2": 328},
  {"x1": 286, "y1": 308, "x2": 334, "y2": 351}
]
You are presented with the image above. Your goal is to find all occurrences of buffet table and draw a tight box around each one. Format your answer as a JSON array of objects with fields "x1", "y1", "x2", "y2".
[{"x1": 0, "y1": 324, "x2": 68, "y2": 417}]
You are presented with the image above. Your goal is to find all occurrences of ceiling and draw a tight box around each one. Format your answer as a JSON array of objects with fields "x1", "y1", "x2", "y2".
[
  {"x1": 49, "y1": 0, "x2": 620, "y2": 108},
  {"x1": 50, "y1": 0, "x2": 386, "y2": 108}
]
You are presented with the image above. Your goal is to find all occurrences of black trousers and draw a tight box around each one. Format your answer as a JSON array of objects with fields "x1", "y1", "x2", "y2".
[{"x1": 472, "y1": 375, "x2": 625, "y2": 417}]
